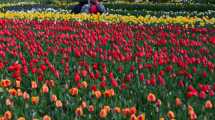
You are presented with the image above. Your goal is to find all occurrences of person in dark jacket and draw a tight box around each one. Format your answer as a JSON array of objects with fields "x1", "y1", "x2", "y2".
[
  {"x1": 73, "y1": 0, "x2": 88, "y2": 14},
  {"x1": 96, "y1": 1, "x2": 107, "y2": 13}
]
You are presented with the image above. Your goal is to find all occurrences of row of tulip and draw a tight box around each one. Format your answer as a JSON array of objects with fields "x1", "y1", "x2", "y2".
[
  {"x1": 0, "y1": 12, "x2": 214, "y2": 26},
  {"x1": 0, "y1": 2, "x2": 35, "y2": 9}
]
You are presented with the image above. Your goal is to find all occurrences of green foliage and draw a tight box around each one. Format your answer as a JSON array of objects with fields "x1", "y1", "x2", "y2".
[
  {"x1": 41, "y1": 0, "x2": 53, "y2": 4},
  {"x1": 192, "y1": 0, "x2": 215, "y2": 4},
  {"x1": 105, "y1": 3, "x2": 215, "y2": 11},
  {"x1": 160, "y1": 0, "x2": 171, "y2": 3}
]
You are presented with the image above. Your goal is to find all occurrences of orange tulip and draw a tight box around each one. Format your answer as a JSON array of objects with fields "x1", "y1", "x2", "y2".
[
  {"x1": 8, "y1": 88, "x2": 17, "y2": 96},
  {"x1": 167, "y1": 111, "x2": 175, "y2": 119},
  {"x1": 159, "y1": 117, "x2": 164, "y2": 120},
  {"x1": 104, "y1": 89, "x2": 115, "y2": 97},
  {"x1": 43, "y1": 115, "x2": 51, "y2": 120},
  {"x1": 0, "y1": 79, "x2": 11, "y2": 88},
  {"x1": 99, "y1": 109, "x2": 108, "y2": 118},
  {"x1": 204, "y1": 100, "x2": 213, "y2": 109},
  {"x1": 81, "y1": 101, "x2": 87, "y2": 109},
  {"x1": 55, "y1": 100, "x2": 63, "y2": 108},
  {"x1": 104, "y1": 91, "x2": 110, "y2": 97},
  {"x1": 17, "y1": 117, "x2": 25, "y2": 120},
  {"x1": 0, "y1": 117, "x2": 4, "y2": 120},
  {"x1": 75, "y1": 107, "x2": 83, "y2": 116},
  {"x1": 4, "y1": 111, "x2": 12, "y2": 120},
  {"x1": 188, "y1": 105, "x2": 197, "y2": 120},
  {"x1": 110, "y1": 89, "x2": 115, "y2": 95},
  {"x1": 16, "y1": 80, "x2": 21, "y2": 88},
  {"x1": 93, "y1": 90, "x2": 102, "y2": 99},
  {"x1": 51, "y1": 94, "x2": 57, "y2": 102},
  {"x1": 23, "y1": 91, "x2": 30, "y2": 100},
  {"x1": 147, "y1": 93, "x2": 156, "y2": 102},
  {"x1": 6, "y1": 98, "x2": 13, "y2": 106},
  {"x1": 114, "y1": 107, "x2": 121, "y2": 113},
  {"x1": 188, "y1": 105, "x2": 194, "y2": 113},
  {"x1": 122, "y1": 108, "x2": 130, "y2": 116},
  {"x1": 103, "y1": 105, "x2": 111, "y2": 113},
  {"x1": 31, "y1": 81, "x2": 38, "y2": 89},
  {"x1": 31, "y1": 96, "x2": 39, "y2": 105},
  {"x1": 175, "y1": 97, "x2": 182, "y2": 107},
  {"x1": 17, "y1": 89, "x2": 23, "y2": 97},
  {"x1": 69, "y1": 87, "x2": 78, "y2": 96},
  {"x1": 42, "y1": 84, "x2": 49, "y2": 93},
  {"x1": 81, "y1": 81, "x2": 88, "y2": 88},
  {"x1": 189, "y1": 110, "x2": 197, "y2": 120}
]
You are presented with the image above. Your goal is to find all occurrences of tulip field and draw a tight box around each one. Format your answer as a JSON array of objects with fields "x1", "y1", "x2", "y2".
[{"x1": 0, "y1": 3, "x2": 215, "y2": 120}]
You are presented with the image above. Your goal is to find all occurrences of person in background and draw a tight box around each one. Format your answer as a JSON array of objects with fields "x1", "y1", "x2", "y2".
[
  {"x1": 81, "y1": 0, "x2": 106, "y2": 14},
  {"x1": 96, "y1": 0, "x2": 107, "y2": 14},
  {"x1": 73, "y1": 0, "x2": 88, "y2": 14}
]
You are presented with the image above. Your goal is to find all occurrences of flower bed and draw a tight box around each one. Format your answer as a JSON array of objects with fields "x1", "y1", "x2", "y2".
[
  {"x1": 0, "y1": 18, "x2": 215, "y2": 119},
  {"x1": 0, "y1": 12, "x2": 214, "y2": 26}
]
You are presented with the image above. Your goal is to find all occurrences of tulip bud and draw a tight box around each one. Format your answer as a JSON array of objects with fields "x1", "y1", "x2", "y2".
[{"x1": 42, "y1": 84, "x2": 49, "y2": 93}]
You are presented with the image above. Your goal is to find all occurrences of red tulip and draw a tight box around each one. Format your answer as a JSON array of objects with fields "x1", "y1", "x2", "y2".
[
  {"x1": 100, "y1": 81, "x2": 107, "y2": 88},
  {"x1": 139, "y1": 74, "x2": 144, "y2": 81},
  {"x1": 209, "y1": 36, "x2": 215, "y2": 44},
  {"x1": 202, "y1": 71, "x2": 207, "y2": 78},
  {"x1": 199, "y1": 91, "x2": 206, "y2": 99},
  {"x1": 111, "y1": 79, "x2": 118, "y2": 87},
  {"x1": 81, "y1": 70, "x2": 88, "y2": 77},
  {"x1": 91, "y1": 85, "x2": 97, "y2": 91},
  {"x1": 40, "y1": 64, "x2": 47, "y2": 71},
  {"x1": 74, "y1": 72, "x2": 80, "y2": 82}
]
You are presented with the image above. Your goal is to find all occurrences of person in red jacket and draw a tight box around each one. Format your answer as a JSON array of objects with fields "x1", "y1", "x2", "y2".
[
  {"x1": 81, "y1": 0, "x2": 107, "y2": 14},
  {"x1": 89, "y1": 0, "x2": 98, "y2": 14}
]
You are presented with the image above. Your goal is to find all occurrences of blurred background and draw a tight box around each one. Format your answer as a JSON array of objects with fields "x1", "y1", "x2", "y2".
[{"x1": 0, "y1": 0, "x2": 214, "y2": 4}]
